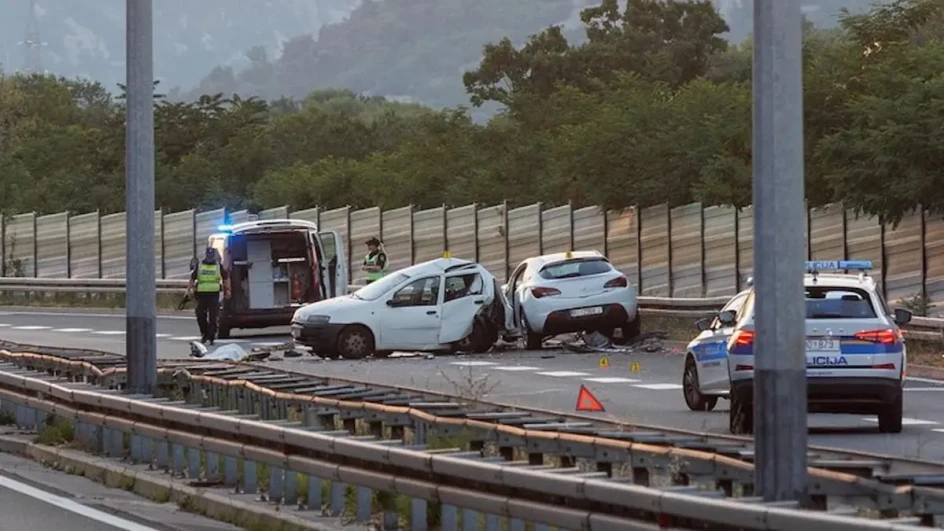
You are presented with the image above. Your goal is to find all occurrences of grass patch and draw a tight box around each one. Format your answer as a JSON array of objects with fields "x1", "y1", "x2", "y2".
[
  {"x1": 0, "y1": 291, "x2": 184, "y2": 311},
  {"x1": 0, "y1": 410, "x2": 15, "y2": 425},
  {"x1": 35, "y1": 418, "x2": 75, "y2": 446}
]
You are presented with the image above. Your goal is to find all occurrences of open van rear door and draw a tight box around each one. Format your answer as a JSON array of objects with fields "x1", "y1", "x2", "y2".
[{"x1": 315, "y1": 230, "x2": 348, "y2": 298}]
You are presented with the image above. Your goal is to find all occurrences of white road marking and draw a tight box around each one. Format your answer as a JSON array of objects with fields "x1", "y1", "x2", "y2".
[
  {"x1": 863, "y1": 417, "x2": 937, "y2": 426},
  {"x1": 492, "y1": 366, "x2": 541, "y2": 371},
  {"x1": 0, "y1": 310, "x2": 191, "y2": 320},
  {"x1": 449, "y1": 361, "x2": 499, "y2": 367},
  {"x1": 155, "y1": 334, "x2": 172, "y2": 338},
  {"x1": 584, "y1": 377, "x2": 641, "y2": 383},
  {"x1": 906, "y1": 377, "x2": 944, "y2": 385},
  {"x1": 931, "y1": 429, "x2": 944, "y2": 434},
  {"x1": 52, "y1": 328, "x2": 92, "y2": 333},
  {"x1": 253, "y1": 342, "x2": 288, "y2": 347},
  {"x1": 0, "y1": 324, "x2": 9, "y2": 327},
  {"x1": 537, "y1": 371, "x2": 592, "y2": 377},
  {"x1": 904, "y1": 387, "x2": 944, "y2": 392},
  {"x1": 168, "y1": 336, "x2": 201, "y2": 341},
  {"x1": 0, "y1": 474, "x2": 159, "y2": 531},
  {"x1": 92, "y1": 331, "x2": 124, "y2": 335},
  {"x1": 633, "y1": 383, "x2": 683, "y2": 391},
  {"x1": 215, "y1": 339, "x2": 248, "y2": 343},
  {"x1": 12, "y1": 326, "x2": 50, "y2": 330}
]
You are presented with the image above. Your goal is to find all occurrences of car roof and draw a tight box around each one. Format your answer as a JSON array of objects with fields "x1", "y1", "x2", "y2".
[
  {"x1": 529, "y1": 250, "x2": 604, "y2": 268},
  {"x1": 214, "y1": 219, "x2": 318, "y2": 236},
  {"x1": 398, "y1": 257, "x2": 478, "y2": 277},
  {"x1": 803, "y1": 272, "x2": 877, "y2": 290}
]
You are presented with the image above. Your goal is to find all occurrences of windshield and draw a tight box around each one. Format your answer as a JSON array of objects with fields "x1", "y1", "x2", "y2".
[
  {"x1": 352, "y1": 272, "x2": 409, "y2": 301},
  {"x1": 539, "y1": 258, "x2": 612, "y2": 280},
  {"x1": 805, "y1": 287, "x2": 877, "y2": 319}
]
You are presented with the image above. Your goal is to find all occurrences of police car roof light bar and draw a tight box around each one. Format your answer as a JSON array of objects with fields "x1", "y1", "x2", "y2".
[
  {"x1": 805, "y1": 260, "x2": 872, "y2": 273},
  {"x1": 217, "y1": 224, "x2": 233, "y2": 232}
]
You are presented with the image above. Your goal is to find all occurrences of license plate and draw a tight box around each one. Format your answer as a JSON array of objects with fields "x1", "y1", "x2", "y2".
[
  {"x1": 806, "y1": 338, "x2": 839, "y2": 351},
  {"x1": 570, "y1": 307, "x2": 604, "y2": 318}
]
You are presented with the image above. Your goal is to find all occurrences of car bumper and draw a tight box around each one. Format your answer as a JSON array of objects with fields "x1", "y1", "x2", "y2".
[
  {"x1": 291, "y1": 321, "x2": 344, "y2": 353},
  {"x1": 731, "y1": 377, "x2": 902, "y2": 414},
  {"x1": 531, "y1": 303, "x2": 633, "y2": 335}
]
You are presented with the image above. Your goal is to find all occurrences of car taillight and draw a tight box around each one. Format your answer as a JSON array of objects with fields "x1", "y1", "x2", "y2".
[
  {"x1": 872, "y1": 363, "x2": 896, "y2": 370},
  {"x1": 604, "y1": 276, "x2": 628, "y2": 288},
  {"x1": 531, "y1": 287, "x2": 561, "y2": 299},
  {"x1": 733, "y1": 330, "x2": 755, "y2": 347},
  {"x1": 734, "y1": 364, "x2": 754, "y2": 372},
  {"x1": 854, "y1": 329, "x2": 898, "y2": 344}
]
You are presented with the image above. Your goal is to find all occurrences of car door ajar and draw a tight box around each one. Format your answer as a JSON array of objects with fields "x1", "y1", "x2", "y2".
[
  {"x1": 380, "y1": 275, "x2": 443, "y2": 350},
  {"x1": 439, "y1": 272, "x2": 487, "y2": 344},
  {"x1": 696, "y1": 292, "x2": 749, "y2": 392}
]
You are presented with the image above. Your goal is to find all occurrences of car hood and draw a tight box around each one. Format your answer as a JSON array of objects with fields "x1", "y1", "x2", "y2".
[{"x1": 294, "y1": 295, "x2": 367, "y2": 321}]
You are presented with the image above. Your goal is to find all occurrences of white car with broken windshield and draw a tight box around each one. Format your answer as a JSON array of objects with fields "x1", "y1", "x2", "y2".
[
  {"x1": 291, "y1": 257, "x2": 513, "y2": 359},
  {"x1": 503, "y1": 251, "x2": 640, "y2": 349}
]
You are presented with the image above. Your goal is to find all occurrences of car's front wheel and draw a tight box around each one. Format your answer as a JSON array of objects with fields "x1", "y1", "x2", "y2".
[
  {"x1": 682, "y1": 357, "x2": 718, "y2": 412},
  {"x1": 337, "y1": 325, "x2": 375, "y2": 360}
]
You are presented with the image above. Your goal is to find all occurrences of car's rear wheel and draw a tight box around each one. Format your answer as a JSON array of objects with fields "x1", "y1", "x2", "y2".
[
  {"x1": 683, "y1": 357, "x2": 718, "y2": 412},
  {"x1": 621, "y1": 314, "x2": 641, "y2": 343},
  {"x1": 521, "y1": 314, "x2": 543, "y2": 350},
  {"x1": 878, "y1": 390, "x2": 903, "y2": 434},
  {"x1": 458, "y1": 321, "x2": 494, "y2": 354},
  {"x1": 337, "y1": 325, "x2": 375, "y2": 360},
  {"x1": 729, "y1": 387, "x2": 753, "y2": 435}
]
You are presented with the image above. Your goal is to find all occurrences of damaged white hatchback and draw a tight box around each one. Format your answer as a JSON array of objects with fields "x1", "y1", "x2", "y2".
[{"x1": 291, "y1": 257, "x2": 515, "y2": 359}]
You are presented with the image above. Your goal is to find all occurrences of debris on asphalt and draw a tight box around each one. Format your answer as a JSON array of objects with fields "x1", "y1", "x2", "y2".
[
  {"x1": 189, "y1": 341, "x2": 273, "y2": 362},
  {"x1": 560, "y1": 331, "x2": 667, "y2": 354}
]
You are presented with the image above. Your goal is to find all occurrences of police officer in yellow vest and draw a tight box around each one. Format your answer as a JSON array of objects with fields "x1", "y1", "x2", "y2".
[
  {"x1": 361, "y1": 237, "x2": 388, "y2": 284},
  {"x1": 188, "y1": 247, "x2": 230, "y2": 345}
]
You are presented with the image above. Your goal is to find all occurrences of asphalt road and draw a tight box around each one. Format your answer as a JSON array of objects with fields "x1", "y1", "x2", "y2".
[{"x1": 3, "y1": 307, "x2": 944, "y2": 461}]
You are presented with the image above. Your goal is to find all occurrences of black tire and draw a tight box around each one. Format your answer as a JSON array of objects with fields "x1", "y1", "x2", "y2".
[
  {"x1": 878, "y1": 390, "x2": 903, "y2": 434},
  {"x1": 621, "y1": 314, "x2": 642, "y2": 343},
  {"x1": 682, "y1": 356, "x2": 718, "y2": 412},
  {"x1": 729, "y1": 386, "x2": 753, "y2": 435},
  {"x1": 337, "y1": 325, "x2": 375, "y2": 360},
  {"x1": 458, "y1": 321, "x2": 489, "y2": 353},
  {"x1": 522, "y1": 314, "x2": 543, "y2": 350}
]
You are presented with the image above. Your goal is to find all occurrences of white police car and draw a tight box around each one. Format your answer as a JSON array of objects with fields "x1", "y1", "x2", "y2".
[{"x1": 683, "y1": 260, "x2": 913, "y2": 435}]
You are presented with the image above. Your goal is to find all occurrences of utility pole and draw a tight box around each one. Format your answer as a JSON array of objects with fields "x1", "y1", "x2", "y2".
[
  {"x1": 125, "y1": 0, "x2": 157, "y2": 394},
  {"x1": 20, "y1": 0, "x2": 47, "y2": 74},
  {"x1": 752, "y1": 0, "x2": 808, "y2": 502}
]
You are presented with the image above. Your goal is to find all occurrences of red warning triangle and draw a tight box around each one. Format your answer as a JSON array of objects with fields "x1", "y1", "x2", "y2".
[{"x1": 575, "y1": 385, "x2": 605, "y2": 412}]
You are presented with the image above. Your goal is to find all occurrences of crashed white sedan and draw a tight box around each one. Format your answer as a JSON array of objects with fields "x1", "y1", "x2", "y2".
[{"x1": 291, "y1": 257, "x2": 513, "y2": 359}]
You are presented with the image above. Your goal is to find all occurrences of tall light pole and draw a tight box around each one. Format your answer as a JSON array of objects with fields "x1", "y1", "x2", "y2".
[
  {"x1": 751, "y1": 0, "x2": 808, "y2": 502},
  {"x1": 125, "y1": 0, "x2": 157, "y2": 394}
]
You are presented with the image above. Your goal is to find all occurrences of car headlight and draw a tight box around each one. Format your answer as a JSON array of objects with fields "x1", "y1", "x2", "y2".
[{"x1": 305, "y1": 315, "x2": 330, "y2": 324}]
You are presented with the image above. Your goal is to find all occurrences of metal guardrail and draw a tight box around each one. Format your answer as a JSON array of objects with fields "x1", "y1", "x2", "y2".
[
  {"x1": 0, "y1": 344, "x2": 941, "y2": 530},
  {"x1": 1, "y1": 277, "x2": 942, "y2": 342}
]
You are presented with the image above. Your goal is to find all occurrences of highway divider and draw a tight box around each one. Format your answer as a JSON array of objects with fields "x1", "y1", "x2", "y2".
[
  {"x1": 1, "y1": 277, "x2": 942, "y2": 341},
  {"x1": 0, "y1": 352, "x2": 933, "y2": 530}
]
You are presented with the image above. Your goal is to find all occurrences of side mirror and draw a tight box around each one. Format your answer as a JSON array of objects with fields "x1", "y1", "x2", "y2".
[
  {"x1": 718, "y1": 310, "x2": 738, "y2": 327},
  {"x1": 386, "y1": 299, "x2": 398, "y2": 307},
  {"x1": 893, "y1": 307, "x2": 913, "y2": 325},
  {"x1": 695, "y1": 317, "x2": 712, "y2": 332}
]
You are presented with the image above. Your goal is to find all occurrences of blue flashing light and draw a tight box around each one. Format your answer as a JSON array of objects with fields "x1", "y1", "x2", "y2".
[
  {"x1": 217, "y1": 224, "x2": 233, "y2": 233},
  {"x1": 805, "y1": 260, "x2": 872, "y2": 272}
]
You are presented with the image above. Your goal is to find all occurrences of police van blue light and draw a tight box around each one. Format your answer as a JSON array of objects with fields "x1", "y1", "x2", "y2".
[
  {"x1": 217, "y1": 224, "x2": 233, "y2": 233},
  {"x1": 805, "y1": 260, "x2": 872, "y2": 273}
]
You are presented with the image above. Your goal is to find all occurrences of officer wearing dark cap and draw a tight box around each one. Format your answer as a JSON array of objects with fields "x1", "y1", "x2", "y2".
[{"x1": 361, "y1": 236, "x2": 388, "y2": 284}]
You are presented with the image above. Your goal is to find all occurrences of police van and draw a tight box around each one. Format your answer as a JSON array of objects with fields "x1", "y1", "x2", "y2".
[
  {"x1": 206, "y1": 219, "x2": 347, "y2": 338},
  {"x1": 682, "y1": 260, "x2": 912, "y2": 434}
]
